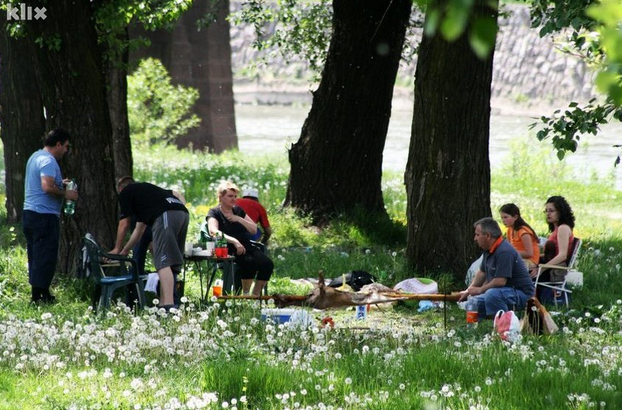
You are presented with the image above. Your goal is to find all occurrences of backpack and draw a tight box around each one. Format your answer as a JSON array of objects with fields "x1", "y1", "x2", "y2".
[{"x1": 328, "y1": 270, "x2": 376, "y2": 291}]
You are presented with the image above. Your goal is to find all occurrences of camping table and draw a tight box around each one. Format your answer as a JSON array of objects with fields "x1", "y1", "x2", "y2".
[{"x1": 183, "y1": 253, "x2": 235, "y2": 302}]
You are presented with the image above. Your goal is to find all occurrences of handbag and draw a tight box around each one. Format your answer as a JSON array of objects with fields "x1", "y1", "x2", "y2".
[
  {"x1": 493, "y1": 310, "x2": 521, "y2": 342},
  {"x1": 520, "y1": 297, "x2": 559, "y2": 335}
]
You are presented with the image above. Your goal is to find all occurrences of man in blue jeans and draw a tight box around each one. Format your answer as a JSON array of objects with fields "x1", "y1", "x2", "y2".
[
  {"x1": 23, "y1": 129, "x2": 79, "y2": 304},
  {"x1": 460, "y1": 217, "x2": 535, "y2": 319}
]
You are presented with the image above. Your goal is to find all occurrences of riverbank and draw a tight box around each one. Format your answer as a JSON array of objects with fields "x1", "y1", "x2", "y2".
[
  {"x1": 233, "y1": 77, "x2": 567, "y2": 117},
  {"x1": 230, "y1": 3, "x2": 599, "y2": 117}
]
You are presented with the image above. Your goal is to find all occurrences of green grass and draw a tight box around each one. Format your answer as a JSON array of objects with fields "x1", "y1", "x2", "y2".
[{"x1": 1, "y1": 138, "x2": 622, "y2": 408}]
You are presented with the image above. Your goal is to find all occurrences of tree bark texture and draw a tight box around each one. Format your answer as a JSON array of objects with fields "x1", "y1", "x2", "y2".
[
  {"x1": 25, "y1": 0, "x2": 119, "y2": 273},
  {"x1": 105, "y1": 28, "x2": 133, "y2": 180},
  {"x1": 0, "y1": 28, "x2": 46, "y2": 224},
  {"x1": 405, "y1": 0, "x2": 498, "y2": 278},
  {"x1": 285, "y1": 0, "x2": 412, "y2": 218}
]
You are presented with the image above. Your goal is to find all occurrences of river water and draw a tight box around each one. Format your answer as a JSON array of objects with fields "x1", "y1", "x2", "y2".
[{"x1": 236, "y1": 103, "x2": 622, "y2": 187}]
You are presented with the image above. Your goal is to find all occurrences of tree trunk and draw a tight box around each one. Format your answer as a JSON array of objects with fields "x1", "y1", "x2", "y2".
[
  {"x1": 26, "y1": 0, "x2": 119, "y2": 273},
  {"x1": 0, "y1": 28, "x2": 46, "y2": 224},
  {"x1": 405, "y1": 0, "x2": 498, "y2": 279},
  {"x1": 105, "y1": 28, "x2": 133, "y2": 180},
  {"x1": 285, "y1": 0, "x2": 411, "y2": 219}
]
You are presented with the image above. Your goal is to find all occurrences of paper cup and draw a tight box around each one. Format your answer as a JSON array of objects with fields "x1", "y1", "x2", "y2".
[{"x1": 184, "y1": 242, "x2": 193, "y2": 256}]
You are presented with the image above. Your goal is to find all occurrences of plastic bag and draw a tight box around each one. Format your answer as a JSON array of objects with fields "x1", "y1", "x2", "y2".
[
  {"x1": 466, "y1": 255, "x2": 483, "y2": 286},
  {"x1": 520, "y1": 297, "x2": 559, "y2": 335},
  {"x1": 328, "y1": 271, "x2": 376, "y2": 291},
  {"x1": 393, "y1": 278, "x2": 438, "y2": 294},
  {"x1": 493, "y1": 310, "x2": 520, "y2": 342}
]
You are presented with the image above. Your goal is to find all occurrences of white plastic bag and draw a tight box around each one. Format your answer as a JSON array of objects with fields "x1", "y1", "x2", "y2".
[
  {"x1": 465, "y1": 255, "x2": 483, "y2": 286},
  {"x1": 493, "y1": 310, "x2": 520, "y2": 342},
  {"x1": 393, "y1": 278, "x2": 438, "y2": 294}
]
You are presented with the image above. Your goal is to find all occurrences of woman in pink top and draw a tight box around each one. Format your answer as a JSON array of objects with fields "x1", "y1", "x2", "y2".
[
  {"x1": 540, "y1": 196, "x2": 575, "y2": 282},
  {"x1": 500, "y1": 203, "x2": 540, "y2": 270}
]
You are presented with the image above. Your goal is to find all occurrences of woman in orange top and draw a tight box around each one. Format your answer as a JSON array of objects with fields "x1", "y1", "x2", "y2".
[{"x1": 499, "y1": 203, "x2": 540, "y2": 270}]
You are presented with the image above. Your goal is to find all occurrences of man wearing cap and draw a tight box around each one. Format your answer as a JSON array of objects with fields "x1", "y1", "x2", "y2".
[{"x1": 235, "y1": 188, "x2": 272, "y2": 245}]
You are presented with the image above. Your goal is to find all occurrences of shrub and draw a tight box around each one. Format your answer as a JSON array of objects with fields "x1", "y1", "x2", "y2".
[{"x1": 127, "y1": 58, "x2": 201, "y2": 148}]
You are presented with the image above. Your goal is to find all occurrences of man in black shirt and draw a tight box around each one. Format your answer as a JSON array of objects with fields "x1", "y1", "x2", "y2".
[{"x1": 110, "y1": 176, "x2": 188, "y2": 309}]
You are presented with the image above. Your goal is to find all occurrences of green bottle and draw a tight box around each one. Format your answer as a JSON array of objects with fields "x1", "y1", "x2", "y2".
[{"x1": 199, "y1": 223, "x2": 210, "y2": 246}]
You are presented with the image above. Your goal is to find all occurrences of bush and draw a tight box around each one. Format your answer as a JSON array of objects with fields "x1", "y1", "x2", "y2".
[{"x1": 127, "y1": 58, "x2": 201, "y2": 148}]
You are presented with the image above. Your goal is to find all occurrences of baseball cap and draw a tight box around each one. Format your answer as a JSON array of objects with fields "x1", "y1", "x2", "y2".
[{"x1": 242, "y1": 188, "x2": 259, "y2": 198}]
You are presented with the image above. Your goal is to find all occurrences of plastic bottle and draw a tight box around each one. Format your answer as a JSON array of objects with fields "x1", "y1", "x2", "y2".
[
  {"x1": 219, "y1": 233, "x2": 228, "y2": 257},
  {"x1": 355, "y1": 304, "x2": 367, "y2": 320},
  {"x1": 64, "y1": 180, "x2": 77, "y2": 215},
  {"x1": 199, "y1": 223, "x2": 210, "y2": 246},
  {"x1": 466, "y1": 296, "x2": 479, "y2": 328},
  {"x1": 212, "y1": 279, "x2": 223, "y2": 297}
]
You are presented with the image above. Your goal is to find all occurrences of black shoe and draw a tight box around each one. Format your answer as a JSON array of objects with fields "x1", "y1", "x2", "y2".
[
  {"x1": 31, "y1": 287, "x2": 44, "y2": 304},
  {"x1": 42, "y1": 288, "x2": 57, "y2": 304}
]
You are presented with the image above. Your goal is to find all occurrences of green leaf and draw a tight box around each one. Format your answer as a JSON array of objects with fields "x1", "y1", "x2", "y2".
[
  {"x1": 440, "y1": 7, "x2": 469, "y2": 41},
  {"x1": 424, "y1": 8, "x2": 441, "y2": 37},
  {"x1": 611, "y1": 83, "x2": 622, "y2": 106},
  {"x1": 595, "y1": 71, "x2": 620, "y2": 94},
  {"x1": 469, "y1": 16, "x2": 498, "y2": 59}
]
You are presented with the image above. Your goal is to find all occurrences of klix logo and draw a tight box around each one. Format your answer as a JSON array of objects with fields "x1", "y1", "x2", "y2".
[{"x1": 6, "y1": 3, "x2": 47, "y2": 21}]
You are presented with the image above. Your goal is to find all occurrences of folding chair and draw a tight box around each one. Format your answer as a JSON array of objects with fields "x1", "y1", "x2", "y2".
[
  {"x1": 83, "y1": 233, "x2": 146, "y2": 312},
  {"x1": 534, "y1": 237, "x2": 582, "y2": 308}
]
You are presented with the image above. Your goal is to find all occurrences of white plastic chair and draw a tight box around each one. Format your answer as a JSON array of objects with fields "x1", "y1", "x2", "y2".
[{"x1": 534, "y1": 237, "x2": 582, "y2": 308}]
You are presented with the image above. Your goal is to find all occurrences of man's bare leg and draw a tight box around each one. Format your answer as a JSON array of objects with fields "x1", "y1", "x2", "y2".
[{"x1": 158, "y1": 266, "x2": 175, "y2": 306}]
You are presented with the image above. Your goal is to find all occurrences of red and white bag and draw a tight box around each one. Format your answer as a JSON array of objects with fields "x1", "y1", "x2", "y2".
[{"x1": 493, "y1": 310, "x2": 520, "y2": 342}]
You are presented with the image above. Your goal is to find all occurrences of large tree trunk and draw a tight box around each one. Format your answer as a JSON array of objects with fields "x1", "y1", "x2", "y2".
[
  {"x1": 285, "y1": 0, "x2": 411, "y2": 218},
  {"x1": 26, "y1": 0, "x2": 119, "y2": 273},
  {"x1": 105, "y1": 28, "x2": 133, "y2": 180},
  {"x1": 0, "y1": 29, "x2": 46, "y2": 224},
  {"x1": 405, "y1": 0, "x2": 498, "y2": 279}
]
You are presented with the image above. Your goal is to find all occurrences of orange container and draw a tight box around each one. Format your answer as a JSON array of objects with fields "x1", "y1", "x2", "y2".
[
  {"x1": 466, "y1": 311, "x2": 478, "y2": 324},
  {"x1": 212, "y1": 284, "x2": 223, "y2": 297}
]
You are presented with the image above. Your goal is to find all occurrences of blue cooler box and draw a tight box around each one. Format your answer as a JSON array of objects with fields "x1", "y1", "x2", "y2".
[{"x1": 261, "y1": 308, "x2": 312, "y2": 326}]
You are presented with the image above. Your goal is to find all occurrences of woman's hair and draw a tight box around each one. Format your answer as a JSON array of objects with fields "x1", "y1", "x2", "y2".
[
  {"x1": 545, "y1": 196, "x2": 575, "y2": 231},
  {"x1": 499, "y1": 203, "x2": 538, "y2": 241},
  {"x1": 216, "y1": 180, "x2": 240, "y2": 198}
]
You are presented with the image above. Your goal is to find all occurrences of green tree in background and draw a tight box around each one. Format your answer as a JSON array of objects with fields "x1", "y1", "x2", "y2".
[{"x1": 127, "y1": 58, "x2": 200, "y2": 149}]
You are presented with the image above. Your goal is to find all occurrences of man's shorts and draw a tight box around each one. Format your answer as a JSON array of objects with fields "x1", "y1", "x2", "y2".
[{"x1": 151, "y1": 210, "x2": 189, "y2": 271}]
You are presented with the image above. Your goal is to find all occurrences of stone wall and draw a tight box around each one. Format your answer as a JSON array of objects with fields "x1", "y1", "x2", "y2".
[
  {"x1": 491, "y1": 5, "x2": 595, "y2": 108},
  {"x1": 229, "y1": 3, "x2": 598, "y2": 113}
]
